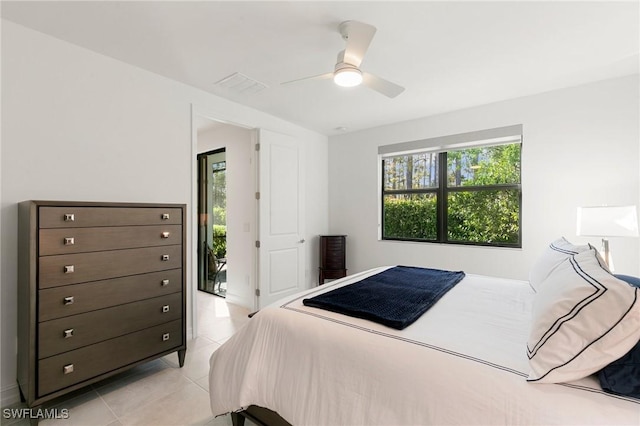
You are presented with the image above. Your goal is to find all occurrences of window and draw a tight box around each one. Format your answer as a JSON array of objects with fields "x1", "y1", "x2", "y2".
[{"x1": 380, "y1": 126, "x2": 522, "y2": 247}]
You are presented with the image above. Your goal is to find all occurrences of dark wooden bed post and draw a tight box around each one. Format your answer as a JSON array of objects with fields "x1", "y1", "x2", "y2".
[
  {"x1": 230, "y1": 406, "x2": 291, "y2": 426},
  {"x1": 230, "y1": 412, "x2": 245, "y2": 426}
]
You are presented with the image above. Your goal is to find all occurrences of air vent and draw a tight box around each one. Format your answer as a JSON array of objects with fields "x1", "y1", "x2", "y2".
[{"x1": 214, "y1": 72, "x2": 268, "y2": 94}]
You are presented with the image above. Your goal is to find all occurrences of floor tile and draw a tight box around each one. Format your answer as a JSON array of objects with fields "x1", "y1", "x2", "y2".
[
  {"x1": 1, "y1": 401, "x2": 32, "y2": 426},
  {"x1": 187, "y1": 336, "x2": 216, "y2": 351},
  {"x1": 118, "y1": 383, "x2": 212, "y2": 426},
  {"x1": 163, "y1": 341, "x2": 221, "y2": 382},
  {"x1": 40, "y1": 389, "x2": 117, "y2": 426},
  {"x1": 96, "y1": 367, "x2": 193, "y2": 418},
  {"x1": 194, "y1": 375, "x2": 210, "y2": 393},
  {"x1": 198, "y1": 320, "x2": 242, "y2": 344}
]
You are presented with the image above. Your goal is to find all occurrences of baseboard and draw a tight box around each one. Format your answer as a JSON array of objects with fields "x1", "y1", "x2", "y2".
[{"x1": 1, "y1": 384, "x2": 21, "y2": 408}]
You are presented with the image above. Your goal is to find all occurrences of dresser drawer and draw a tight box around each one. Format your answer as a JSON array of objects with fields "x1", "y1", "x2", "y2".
[
  {"x1": 39, "y1": 206, "x2": 182, "y2": 229},
  {"x1": 38, "y1": 319, "x2": 182, "y2": 397},
  {"x1": 39, "y1": 269, "x2": 182, "y2": 321},
  {"x1": 39, "y1": 293, "x2": 182, "y2": 359},
  {"x1": 39, "y1": 245, "x2": 182, "y2": 288},
  {"x1": 39, "y1": 225, "x2": 182, "y2": 255}
]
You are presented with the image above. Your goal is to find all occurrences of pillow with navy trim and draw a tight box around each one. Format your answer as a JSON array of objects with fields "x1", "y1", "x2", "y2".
[
  {"x1": 527, "y1": 247, "x2": 640, "y2": 383},
  {"x1": 599, "y1": 339, "x2": 640, "y2": 399},
  {"x1": 528, "y1": 237, "x2": 592, "y2": 292},
  {"x1": 615, "y1": 274, "x2": 640, "y2": 288}
]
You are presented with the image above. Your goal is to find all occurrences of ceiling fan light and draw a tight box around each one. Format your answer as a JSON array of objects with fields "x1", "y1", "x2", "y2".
[{"x1": 334, "y1": 68, "x2": 363, "y2": 87}]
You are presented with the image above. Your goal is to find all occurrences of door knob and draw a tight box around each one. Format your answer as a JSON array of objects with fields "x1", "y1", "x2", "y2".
[{"x1": 298, "y1": 239, "x2": 305, "y2": 243}]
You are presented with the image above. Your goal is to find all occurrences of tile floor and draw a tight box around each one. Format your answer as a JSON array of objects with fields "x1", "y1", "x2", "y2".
[{"x1": 3, "y1": 292, "x2": 255, "y2": 426}]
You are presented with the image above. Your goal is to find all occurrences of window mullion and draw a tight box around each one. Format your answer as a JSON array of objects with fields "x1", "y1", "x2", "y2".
[
  {"x1": 383, "y1": 189, "x2": 438, "y2": 196},
  {"x1": 381, "y1": 158, "x2": 386, "y2": 238},
  {"x1": 437, "y1": 152, "x2": 447, "y2": 243}
]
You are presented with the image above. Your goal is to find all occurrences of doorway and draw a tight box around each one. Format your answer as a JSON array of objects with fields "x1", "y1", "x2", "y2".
[
  {"x1": 197, "y1": 148, "x2": 227, "y2": 297},
  {"x1": 190, "y1": 108, "x2": 307, "y2": 340}
]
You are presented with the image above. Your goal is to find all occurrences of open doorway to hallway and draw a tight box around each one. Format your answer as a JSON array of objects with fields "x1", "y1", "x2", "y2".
[
  {"x1": 193, "y1": 114, "x2": 257, "y2": 322},
  {"x1": 197, "y1": 148, "x2": 227, "y2": 297}
]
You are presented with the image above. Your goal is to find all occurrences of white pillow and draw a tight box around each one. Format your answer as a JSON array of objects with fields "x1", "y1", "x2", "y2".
[
  {"x1": 528, "y1": 237, "x2": 592, "y2": 292},
  {"x1": 527, "y1": 247, "x2": 640, "y2": 383}
]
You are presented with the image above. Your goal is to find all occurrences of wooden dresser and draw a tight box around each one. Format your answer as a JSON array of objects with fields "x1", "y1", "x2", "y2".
[
  {"x1": 17, "y1": 201, "x2": 187, "y2": 408},
  {"x1": 318, "y1": 235, "x2": 347, "y2": 284}
]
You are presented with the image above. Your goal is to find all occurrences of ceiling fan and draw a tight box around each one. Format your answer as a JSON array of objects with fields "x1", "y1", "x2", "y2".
[{"x1": 282, "y1": 20, "x2": 405, "y2": 98}]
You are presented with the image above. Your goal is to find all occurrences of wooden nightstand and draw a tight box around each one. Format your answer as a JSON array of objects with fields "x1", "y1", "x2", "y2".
[{"x1": 318, "y1": 235, "x2": 347, "y2": 284}]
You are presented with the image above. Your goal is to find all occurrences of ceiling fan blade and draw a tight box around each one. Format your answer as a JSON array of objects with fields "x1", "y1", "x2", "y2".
[
  {"x1": 362, "y1": 72, "x2": 405, "y2": 98},
  {"x1": 339, "y1": 20, "x2": 376, "y2": 67},
  {"x1": 281, "y1": 72, "x2": 333, "y2": 86}
]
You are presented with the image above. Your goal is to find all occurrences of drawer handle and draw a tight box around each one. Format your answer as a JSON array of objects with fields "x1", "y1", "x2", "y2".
[
  {"x1": 63, "y1": 364, "x2": 74, "y2": 375},
  {"x1": 63, "y1": 328, "x2": 74, "y2": 339},
  {"x1": 64, "y1": 237, "x2": 75, "y2": 246},
  {"x1": 161, "y1": 279, "x2": 170, "y2": 287},
  {"x1": 64, "y1": 213, "x2": 75, "y2": 222},
  {"x1": 161, "y1": 232, "x2": 170, "y2": 239},
  {"x1": 161, "y1": 213, "x2": 170, "y2": 220},
  {"x1": 161, "y1": 255, "x2": 170, "y2": 261},
  {"x1": 162, "y1": 305, "x2": 170, "y2": 313},
  {"x1": 63, "y1": 296, "x2": 74, "y2": 305},
  {"x1": 162, "y1": 333, "x2": 170, "y2": 341},
  {"x1": 64, "y1": 265, "x2": 75, "y2": 274}
]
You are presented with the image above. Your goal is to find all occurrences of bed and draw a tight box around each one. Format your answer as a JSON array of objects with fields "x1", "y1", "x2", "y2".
[{"x1": 209, "y1": 265, "x2": 640, "y2": 425}]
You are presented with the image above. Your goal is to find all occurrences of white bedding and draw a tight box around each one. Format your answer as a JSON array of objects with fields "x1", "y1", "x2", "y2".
[{"x1": 209, "y1": 267, "x2": 640, "y2": 425}]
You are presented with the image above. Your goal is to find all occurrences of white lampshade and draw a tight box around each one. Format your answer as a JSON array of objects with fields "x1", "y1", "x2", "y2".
[
  {"x1": 333, "y1": 68, "x2": 363, "y2": 87},
  {"x1": 577, "y1": 205, "x2": 639, "y2": 237}
]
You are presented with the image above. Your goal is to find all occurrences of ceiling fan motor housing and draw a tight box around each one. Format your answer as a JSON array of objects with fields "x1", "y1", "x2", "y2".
[{"x1": 333, "y1": 63, "x2": 363, "y2": 87}]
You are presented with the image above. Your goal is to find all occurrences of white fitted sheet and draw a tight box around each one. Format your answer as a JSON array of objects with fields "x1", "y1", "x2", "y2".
[{"x1": 209, "y1": 267, "x2": 640, "y2": 425}]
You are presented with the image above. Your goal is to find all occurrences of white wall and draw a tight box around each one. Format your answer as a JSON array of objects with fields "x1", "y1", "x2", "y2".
[
  {"x1": 0, "y1": 20, "x2": 328, "y2": 405},
  {"x1": 328, "y1": 75, "x2": 640, "y2": 280},
  {"x1": 197, "y1": 124, "x2": 256, "y2": 309}
]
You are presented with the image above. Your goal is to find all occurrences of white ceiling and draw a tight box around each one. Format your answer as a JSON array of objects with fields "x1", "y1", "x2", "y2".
[{"x1": 2, "y1": 1, "x2": 638, "y2": 136}]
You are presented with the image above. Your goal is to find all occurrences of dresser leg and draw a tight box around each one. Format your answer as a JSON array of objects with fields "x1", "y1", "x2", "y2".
[{"x1": 178, "y1": 349, "x2": 186, "y2": 367}]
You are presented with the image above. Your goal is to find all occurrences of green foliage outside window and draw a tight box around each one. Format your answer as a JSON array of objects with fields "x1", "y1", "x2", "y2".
[
  {"x1": 213, "y1": 206, "x2": 226, "y2": 226},
  {"x1": 447, "y1": 144, "x2": 520, "y2": 187},
  {"x1": 382, "y1": 143, "x2": 521, "y2": 246},
  {"x1": 211, "y1": 161, "x2": 227, "y2": 258},
  {"x1": 447, "y1": 190, "x2": 520, "y2": 244},
  {"x1": 384, "y1": 194, "x2": 437, "y2": 240},
  {"x1": 212, "y1": 224, "x2": 227, "y2": 258}
]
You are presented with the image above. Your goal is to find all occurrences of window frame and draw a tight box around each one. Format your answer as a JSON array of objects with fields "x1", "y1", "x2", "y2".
[{"x1": 380, "y1": 142, "x2": 522, "y2": 248}]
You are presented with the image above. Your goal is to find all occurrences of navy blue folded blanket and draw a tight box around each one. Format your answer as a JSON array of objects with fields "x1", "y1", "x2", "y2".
[{"x1": 302, "y1": 266, "x2": 465, "y2": 330}]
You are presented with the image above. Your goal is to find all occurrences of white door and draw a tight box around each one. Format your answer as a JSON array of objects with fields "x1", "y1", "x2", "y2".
[{"x1": 257, "y1": 129, "x2": 306, "y2": 308}]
